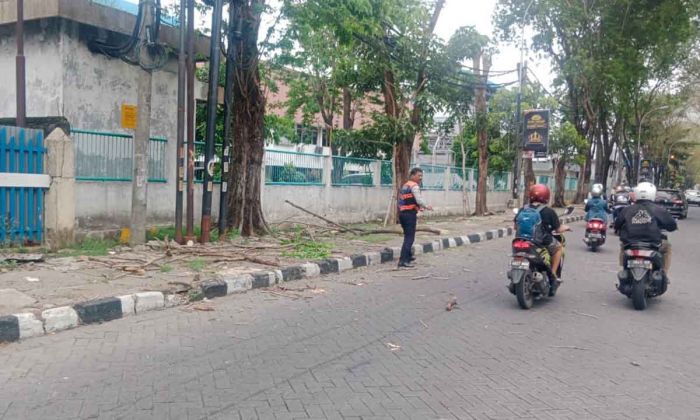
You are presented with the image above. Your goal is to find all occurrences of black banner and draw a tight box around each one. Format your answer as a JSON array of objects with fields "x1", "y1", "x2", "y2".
[{"x1": 523, "y1": 109, "x2": 550, "y2": 158}]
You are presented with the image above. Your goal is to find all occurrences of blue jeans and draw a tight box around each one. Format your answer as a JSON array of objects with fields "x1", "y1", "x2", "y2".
[{"x1": 399, "y1": 211, "x2": 417, "y2": 264}]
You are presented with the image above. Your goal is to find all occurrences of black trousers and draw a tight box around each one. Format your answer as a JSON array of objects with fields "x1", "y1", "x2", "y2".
[{"x1": 399, "y1": 211, "x2": 417, "y2": 263}]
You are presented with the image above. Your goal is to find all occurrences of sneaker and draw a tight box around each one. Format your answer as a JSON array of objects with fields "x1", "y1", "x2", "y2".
[
  {"x1": 398, "y1": 262, "x2": 415, "y2": 268},
  {"x1": 409, "y1": 256, "x2": 416, "y2": 262}
]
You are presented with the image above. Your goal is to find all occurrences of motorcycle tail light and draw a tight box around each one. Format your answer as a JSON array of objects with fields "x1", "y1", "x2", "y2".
[
  {"x1": 512, "y1": 240, "x2": 531, "y2": 250},
  {"x1": 626, "y1": 249, "x2": 654, "y2": 257}
]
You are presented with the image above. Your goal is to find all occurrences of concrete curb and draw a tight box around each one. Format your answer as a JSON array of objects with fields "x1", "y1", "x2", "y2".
[{"x1": 0, "y1": 215, "x2": 584, "y2": 343}]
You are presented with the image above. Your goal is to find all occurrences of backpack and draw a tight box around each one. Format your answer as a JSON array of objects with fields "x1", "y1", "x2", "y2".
[{"x1": 516, "y1": 205, "x2": 546, "y2": 244}]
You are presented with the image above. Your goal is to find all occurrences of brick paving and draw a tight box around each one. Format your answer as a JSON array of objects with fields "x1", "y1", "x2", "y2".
[{"x1": 0, "y1": 209, "x2": 699, "y2": 419}]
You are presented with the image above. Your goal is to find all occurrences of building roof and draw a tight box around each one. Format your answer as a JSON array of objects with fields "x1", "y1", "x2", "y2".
[{"x1": 0, "y1": 0, "x2": 209, "y2": 55}]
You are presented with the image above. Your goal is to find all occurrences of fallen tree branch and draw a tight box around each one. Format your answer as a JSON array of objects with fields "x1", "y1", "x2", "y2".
[{"x1": 284, "y1": 200, "x2": 362, "y2": 234}]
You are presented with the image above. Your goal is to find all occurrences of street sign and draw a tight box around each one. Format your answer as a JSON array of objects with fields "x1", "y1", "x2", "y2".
[
  {"x1": 121, "y1": 104, "x2": 138, "y2": 129},
  {"x1": 523, "y1": 109, "x2": 550, "y2": 158}
]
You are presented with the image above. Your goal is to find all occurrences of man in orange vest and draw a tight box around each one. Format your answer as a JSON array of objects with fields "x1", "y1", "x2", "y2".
[{"x1": 398, "y1": 167, "x2": 433, "y2": 268}]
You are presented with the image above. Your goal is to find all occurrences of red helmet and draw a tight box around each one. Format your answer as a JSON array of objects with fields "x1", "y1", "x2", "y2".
[{"x1": 528, "y1": 184, "x2": 550, "y2": 203}]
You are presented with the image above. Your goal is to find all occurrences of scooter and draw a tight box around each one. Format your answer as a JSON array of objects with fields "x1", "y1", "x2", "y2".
[
  {"x1": 507, "y1": 206, "x2": 574, "y2": 309},
  {"x1": 584, "y1": 218, "x2": 607, "y2": 251},
  {"x1": 617, "y1": 235, "x2": 669, "y2": 310}
]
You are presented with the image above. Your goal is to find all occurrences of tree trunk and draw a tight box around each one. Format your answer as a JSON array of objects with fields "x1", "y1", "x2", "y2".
[
  {"x1": 553, "y1": 157, "x2": 567, "y2": 207},
  {"x1": 460, "y1": 141, "x2": 469, "y2": 217},
  {"x1": 575, "y1": 148, "x2": 593, "y2": 203},
  {"x1": 342, "y1": 88, "x2": 354, "y2": 130},
  {"x1": 226, "y1": 0, "x2": 268, "y2": 236},
  {"x1": 523, "y1": 158, "x2": 536, "y2": 204},
  {"x1": 473, "y1": 51, "x2": 491, "y2": 216}
]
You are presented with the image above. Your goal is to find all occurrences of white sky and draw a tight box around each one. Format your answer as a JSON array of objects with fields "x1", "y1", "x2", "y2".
[{"x1": 126, "y1": 0, "x2": 554, "y2": 89}]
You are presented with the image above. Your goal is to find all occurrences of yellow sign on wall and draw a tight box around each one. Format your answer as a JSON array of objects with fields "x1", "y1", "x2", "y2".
[{"x1": 121, "y1": 104, "x2": 138, "y2": 129}]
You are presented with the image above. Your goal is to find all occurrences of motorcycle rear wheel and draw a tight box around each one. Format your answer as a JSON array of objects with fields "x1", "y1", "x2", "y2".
[
  {"x1": 515, "y1": 272, "x2": 534, "y2": 309},
  {"x1": 632, "y1": 280, "x2": 648, "y2": 310}
]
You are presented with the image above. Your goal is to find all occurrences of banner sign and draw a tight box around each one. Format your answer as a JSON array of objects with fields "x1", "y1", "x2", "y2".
[{"x1": 523, "y1": 109, "x2": 550, "y2": 158}]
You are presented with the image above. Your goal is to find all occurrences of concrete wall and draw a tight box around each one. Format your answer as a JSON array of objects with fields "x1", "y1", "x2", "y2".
[{"x1": 0, "y1": 21, "x2": 64, "y2": 118}]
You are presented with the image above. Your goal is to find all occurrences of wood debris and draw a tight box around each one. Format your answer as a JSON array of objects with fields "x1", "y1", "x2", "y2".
[{"x1": 446, "y1": 296, "x2": 458, "y2": 311}]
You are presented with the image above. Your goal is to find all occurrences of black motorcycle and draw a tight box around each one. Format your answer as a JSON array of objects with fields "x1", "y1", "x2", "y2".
[
  {"x1": 617, "y1": 237, "x2": 668, "y2": 310},
  {"x1": 507, "y1": 206, "x2": 574, "y2": 309}
]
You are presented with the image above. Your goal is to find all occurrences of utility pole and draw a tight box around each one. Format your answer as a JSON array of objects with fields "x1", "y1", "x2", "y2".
[
  {"x1": 174, "y1": 0, "x2": 187, "y2": 244},
  {"x1": 16, "y1": 0, "x2": 26, "y2": 127},
  {"x1": 185, "y1": 0, "x2": 196, "y2": 242},
  {"x1": 514, "y1": 0, "x2": 536, "y2": 205},
  {"x1": 511, "y1": 62, "x2": 523, "y2": 203},
  {"x1": 200, "y1": 0, "x2": 223, "y2": 243},
  {"x1": 130, "y1": 0, "x2": 155, "y2": 245}
]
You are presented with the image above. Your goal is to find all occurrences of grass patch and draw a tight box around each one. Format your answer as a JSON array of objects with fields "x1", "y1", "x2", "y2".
[
  {"x1": 56, "y1": 239, "x2": 118, "y2": 257},
  {"x1": 188, "y1": 258, "x2": 207, "y2": 272},
  {"x1": 147, "y1": 226, "x2": 240, "y2": 242},
  {"x1": 160, "y1": 264, "x2": 174, "y2": 273},
  {"x1": 357, "y1": 233, "x2": 395, "y2": 244},
  {"x1": 281, "y1": 228, "x2": 333, "y2": 260},
  {"x1": 0, "y1": 260, "x2": 18, "y2": 270}
]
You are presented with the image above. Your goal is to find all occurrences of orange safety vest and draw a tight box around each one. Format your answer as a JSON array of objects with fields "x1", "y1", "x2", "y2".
[{"x1": 398, "y1": 181, "x2": 419, "y2": 212}]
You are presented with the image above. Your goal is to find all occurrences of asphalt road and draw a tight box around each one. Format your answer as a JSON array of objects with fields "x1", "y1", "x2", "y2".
[{"x1": 1, "y1": 207, "x2": 699, "y2": 420}]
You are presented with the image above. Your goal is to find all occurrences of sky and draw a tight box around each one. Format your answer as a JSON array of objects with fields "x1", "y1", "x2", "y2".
[{"x1": 124, "y1": 0, "x2": 554, "y2": 89}]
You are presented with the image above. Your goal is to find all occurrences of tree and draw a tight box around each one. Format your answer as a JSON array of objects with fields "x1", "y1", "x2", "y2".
[
  {"x1": 225, "y1": 0, "x2": 270, "y2": 236},
  {"x1": 549, "y1": 122, "x2": 587, "y2": 207},
  {"x1": 495, "y1": 0, "x2": 700, "y2": 202}
]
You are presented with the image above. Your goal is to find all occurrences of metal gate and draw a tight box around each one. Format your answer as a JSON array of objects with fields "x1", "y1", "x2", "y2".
[{"x1": 0, "y1": 126, "x2": 48, "y2": 244}]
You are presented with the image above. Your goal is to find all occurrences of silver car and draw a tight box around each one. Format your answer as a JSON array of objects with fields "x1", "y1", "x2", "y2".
[{"x1": 685, "y1": 190, "x2": 700, "y2": 206}]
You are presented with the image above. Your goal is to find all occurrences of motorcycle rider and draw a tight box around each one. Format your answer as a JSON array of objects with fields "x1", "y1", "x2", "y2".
[
  {"x1": 514, "y1": 184, "x2": 571, "y2": 283},
  {"x1": 614, "y1": 182, "x2": 677, "y2": 274},
  {"x1": 585, "y1": 184, "x2": 610, "y2": 222}
]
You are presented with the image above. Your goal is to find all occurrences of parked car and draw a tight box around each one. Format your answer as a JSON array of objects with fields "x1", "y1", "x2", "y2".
[
  {"x1": 655, "y1": 189, "x2": 688, "y2": 219},
  {"x1": 685, "y1": 189, "x2": 700, "y2": 206}
]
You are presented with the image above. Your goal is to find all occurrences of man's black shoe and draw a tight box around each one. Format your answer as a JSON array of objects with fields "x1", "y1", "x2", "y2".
[
  {"x1": 409, "y1": 256, "x2": 416, "y2": 262},
  {"x1": 398, "y1": 262, "x2": 415, "y2": 268}
]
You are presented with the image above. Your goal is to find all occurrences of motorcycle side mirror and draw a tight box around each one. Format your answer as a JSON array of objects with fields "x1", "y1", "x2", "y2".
[{"x1": 565, "y1": 206, "x2": 574, "y2": 215}]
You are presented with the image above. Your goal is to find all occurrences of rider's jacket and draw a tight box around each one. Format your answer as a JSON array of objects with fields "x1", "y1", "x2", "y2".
[{"x1": 615, "y1": 200, "x2": 677, "y2": 246}]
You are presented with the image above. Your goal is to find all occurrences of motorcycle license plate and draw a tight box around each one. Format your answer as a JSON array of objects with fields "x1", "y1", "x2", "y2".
[
  {"x1": 588, "y1": 233, "x2": 602, "y2": 238},
  {"x1": 511, "y1": 259, "x2": 529, "y2": 269},
  {"x1": 627, "y1": 259, "x2": 652, "y2": 269}
]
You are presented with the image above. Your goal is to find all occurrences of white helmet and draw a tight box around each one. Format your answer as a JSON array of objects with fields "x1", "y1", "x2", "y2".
[
  {"x1": 634, "y1": 182, "x2": 657, "y2": 201},
  {"x1": 591, "y1": 184, "x2": 604, "y2": 197}
]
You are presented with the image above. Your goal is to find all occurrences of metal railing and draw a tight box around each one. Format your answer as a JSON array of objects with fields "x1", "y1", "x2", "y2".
[
  {"x1": 265, "y1": 150, "x2": 324, "y2": 185},
  {"x1": 565, "y1": 177, "x2": 578, "y2": 191},
  {"x1": 491, "y1": 172, "x2": 510, "y2": 192},
  {"x1": 380, "y1": 160, "x2": 393, "y2": 186},
  {"x1": 331, "y1": 156, "x2": 374, "y2": 186},
  {"x1": 73, "y1": 129, "x2": 167, "y2": 182},
  {"x1": 415, "y1": 164, "x2": 446, "y2": 190}
]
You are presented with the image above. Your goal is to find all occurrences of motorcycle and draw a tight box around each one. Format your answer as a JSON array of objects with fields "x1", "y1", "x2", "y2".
[
  {"x1": 610, "y1": 193, "x2": 630, "y2": 231},
  {"x1": 507, "y1": 206, "x2": 574, "y2": 309},
  {"x1": 617, "y1": 236, "x2": 669, "y2": 311},
  {"x1": 584, "y1": 218, "x2": 607, "y2": 251}
]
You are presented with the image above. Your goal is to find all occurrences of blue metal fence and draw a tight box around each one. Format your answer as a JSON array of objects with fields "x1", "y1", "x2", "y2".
[{"x1": 0, "y1": 126, "x2": 45, "y2": 244}]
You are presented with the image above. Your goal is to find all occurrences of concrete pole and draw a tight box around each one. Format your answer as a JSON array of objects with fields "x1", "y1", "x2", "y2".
[
  {"x1": 130, "y1": 0, "x2": 154, "y2": 245},
  {"x1": 16, "y1": 0, "x2": 26, "y2": 127},
  {"x1": 185, "y1": 0, "x2": 196, "y2": 242},
  {"x1": 174, "y1": 0, "x2": 187, "y2": 244},
  {"x1": 200, "y1": 0, "x2": 223, "y2": 243}
]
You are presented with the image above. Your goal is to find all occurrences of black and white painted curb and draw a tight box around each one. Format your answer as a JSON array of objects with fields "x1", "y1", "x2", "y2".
[{"x1": 0, "y1": 215, "x2": 584, "y2": 343}]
